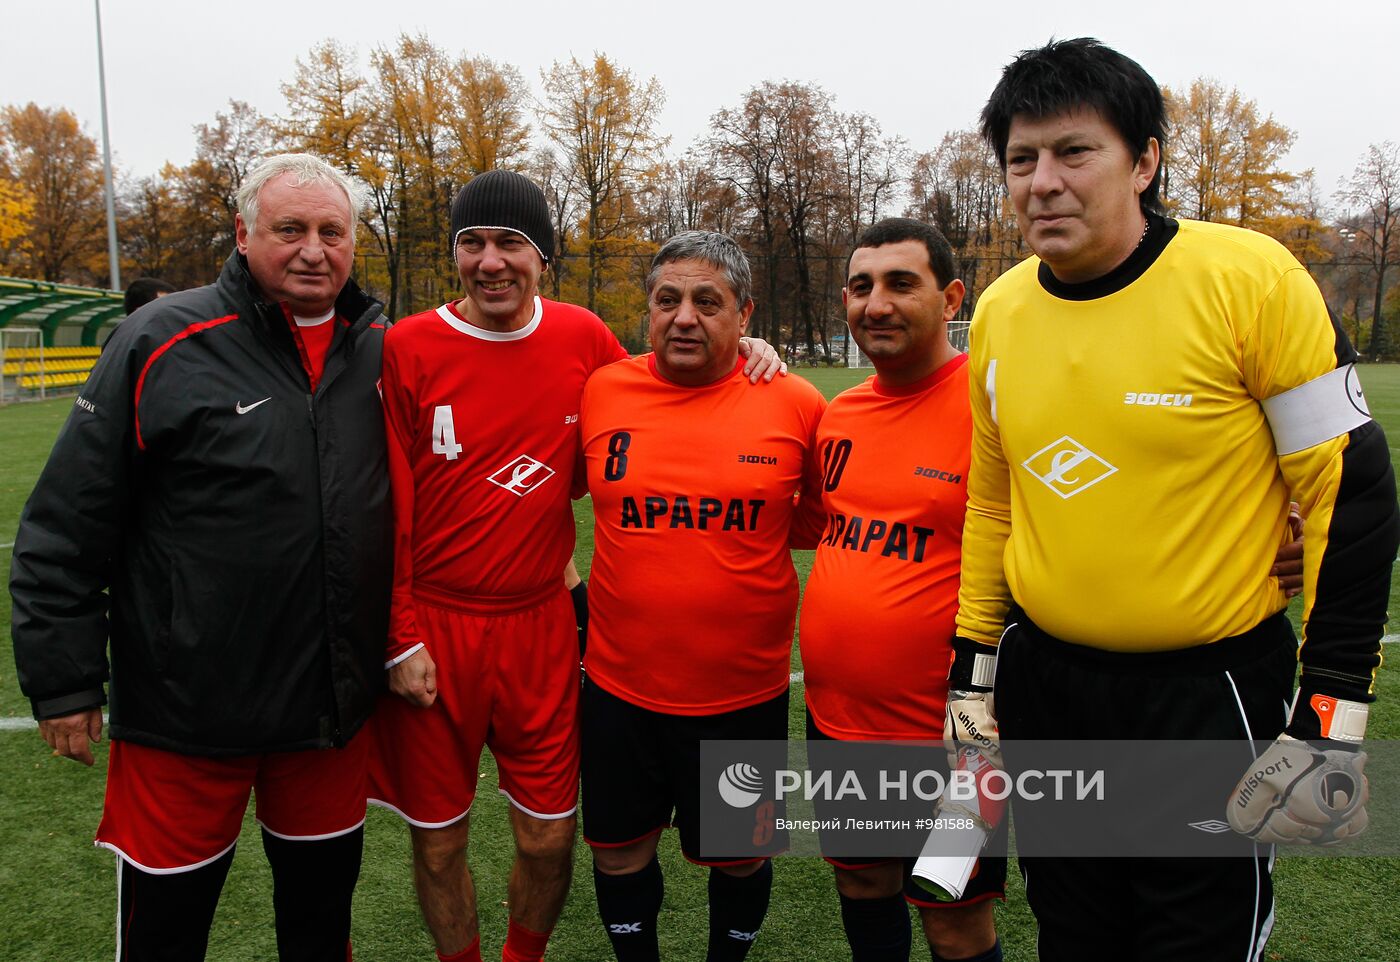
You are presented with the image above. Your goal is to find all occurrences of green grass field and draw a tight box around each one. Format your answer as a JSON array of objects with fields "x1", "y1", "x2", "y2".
[{"x1": 2, "y1": 366, "x2": 1399, "y2": 960}]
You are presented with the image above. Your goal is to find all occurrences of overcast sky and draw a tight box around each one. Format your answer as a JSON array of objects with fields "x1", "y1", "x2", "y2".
[{"x1": 3, "y1": 0, "x2": 1394, "y2": 209}]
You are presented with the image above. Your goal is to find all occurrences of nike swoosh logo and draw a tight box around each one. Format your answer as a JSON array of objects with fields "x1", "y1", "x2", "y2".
[{"x1": 235, "y1": 398, "x2": 272, "y2": 415}]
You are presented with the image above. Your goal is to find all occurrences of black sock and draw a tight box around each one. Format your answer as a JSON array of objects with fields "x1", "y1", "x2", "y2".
[
  {"x1": 262, "y1": 825, "x2": 364, "y2": 962},
  {"x1": 117, "y1": 847, "x2": 234, "y2": 961},
  {"x1": 839, "y1": 891, "x2": 912, "y2": 961},
  {"x1": 706, "y1": 860, "x2": 772, "y2": 962},
  {"x1": 593, "y1": 857, "x2": 663, "y2": 962},
  {"x1": 570, "y1": 581, "x2": 589, "y2": 651},
  {"x1": 930, "y1": 938, "x2": 1002, "y2": 962}
]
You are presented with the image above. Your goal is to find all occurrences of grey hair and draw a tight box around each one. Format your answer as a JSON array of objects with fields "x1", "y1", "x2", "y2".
[
  {"x1": 236, "y1": 153, "x2": 367, "y2": 232},
  {"x1": 645, "y1": 231, "x2": 753, "y2": 307}
]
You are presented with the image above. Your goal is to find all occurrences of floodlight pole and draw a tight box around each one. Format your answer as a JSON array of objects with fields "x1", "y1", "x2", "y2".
[{"x1": 94, "y1": 0, "x2": 121, "y2": 292}]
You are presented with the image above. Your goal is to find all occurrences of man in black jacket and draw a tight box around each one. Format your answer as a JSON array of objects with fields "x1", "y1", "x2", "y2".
[{"x1": 10, "y1": 152, "x2": 392, "y2": 961}]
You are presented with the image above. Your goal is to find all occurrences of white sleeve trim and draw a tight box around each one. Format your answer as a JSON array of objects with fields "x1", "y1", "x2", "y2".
[
  {"x1": 385, "y1": 642, "x2": 425, "y2": 669},
  {"x1": 1261, "y1": 364, "x2": 1371, "y2": 456},
  {"x1": 986, "y1": 359, "x2": 998, "y2": 426}
]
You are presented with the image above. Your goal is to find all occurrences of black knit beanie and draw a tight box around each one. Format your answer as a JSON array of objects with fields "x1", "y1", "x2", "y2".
[{"x1": 449, "y1": 170, "x2": 554, "y2": 265}]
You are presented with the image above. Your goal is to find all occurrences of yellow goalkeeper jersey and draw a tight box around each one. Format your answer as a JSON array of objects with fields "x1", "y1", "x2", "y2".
[{"x1": 956, "y1": 216, "x2": 1397, "y2": 698}]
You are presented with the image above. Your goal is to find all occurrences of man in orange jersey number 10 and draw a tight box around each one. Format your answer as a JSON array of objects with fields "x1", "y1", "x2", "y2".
[
  {"x1": 797, "y1": 218, "x2": 1007, "y2": 962},
  {"x1": 578, "y1": 231, "x2": 826, "y2": 962}
]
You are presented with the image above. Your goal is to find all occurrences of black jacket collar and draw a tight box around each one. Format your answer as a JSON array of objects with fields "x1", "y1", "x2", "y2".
[{"x1": 219, "y1": 251, "x2": 384, "y2": 334}]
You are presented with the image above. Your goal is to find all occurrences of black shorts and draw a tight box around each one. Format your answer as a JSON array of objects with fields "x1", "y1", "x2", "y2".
[
  {"x1": 581, "y1": 678, "x2": 788, "y2": 865},
  {"x1": 996, "y1": 606, "x2": 1296, "y2": 962},
  {"x1": 805, "y1": 711, "x2": 1007, "y2": 909}
]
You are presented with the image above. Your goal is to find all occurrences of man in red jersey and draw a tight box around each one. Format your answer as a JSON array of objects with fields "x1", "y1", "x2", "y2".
[
  {"x1": 799, "y1": 218, "x2": 1005, "y2": 962},
  {"x1": 579, "y1": 231, "x2": 827, "y2": 962},
  {"x1": 369, "y1": 174, "x2": 782, "y2": 962}
]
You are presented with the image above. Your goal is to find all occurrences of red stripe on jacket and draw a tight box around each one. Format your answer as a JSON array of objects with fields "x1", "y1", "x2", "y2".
[{"x1": 134, "y1": 314, "x2": 238, "y2": 450}]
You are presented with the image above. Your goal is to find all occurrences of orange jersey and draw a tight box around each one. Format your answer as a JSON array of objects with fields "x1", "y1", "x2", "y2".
[
  {"x1": 582, "y1": 355, "x2": 827, "y2": 715},
  {"x1": 799, "y1": 355, "x2": 970, "y2": 740}
]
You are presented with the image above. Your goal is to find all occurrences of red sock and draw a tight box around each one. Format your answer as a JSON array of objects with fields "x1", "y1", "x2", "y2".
[
  {"x1": 437, "y1": 935, "x2": 483, "y2": 962},
  {"x1": 501, "y1": 919, "x2": 551, "y2": 962}
]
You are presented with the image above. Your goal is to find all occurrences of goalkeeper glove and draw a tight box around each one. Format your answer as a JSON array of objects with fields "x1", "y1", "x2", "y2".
[
  {"x1": 1226, "y1": 691, "x2": 1370, "y2": 845},
  {"x1": 944, "y1": 635, "x2": 1000, "y2": 768}
]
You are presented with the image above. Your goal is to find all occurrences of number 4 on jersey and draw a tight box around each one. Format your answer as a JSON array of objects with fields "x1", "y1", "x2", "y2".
[{"x1": 432, "y1": 405, "x2": 463, "y2": 461}]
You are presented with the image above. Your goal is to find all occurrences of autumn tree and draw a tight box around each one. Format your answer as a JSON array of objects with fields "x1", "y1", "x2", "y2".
[
  {"x1": 1337, "y1": 142, "x2": 1400, "y2": 358},
  {"x1": 0, "y1": 175, "x2": 34, "y2": 274},
  {"x1": 370, "y1": 35, "x2": 463, "y2": 314},
  {"x1": 279, "y1": 40, "x2": 371, "y2": 172},
  {"x1": 175, "y1": 100, "x2": 278, "y2": 279},
  {"x1": 0, "y1": 103, "x2": 105, "y2": 283},
  {"x1": 539, "y1": 53, "x2": 665, "y2": 317},
  {"x1": 449, "y1": 56, "x2": 531, "y2": 175},
  {"x1": 1270, "y1": 170, "x2": 1332, "y2": 267},
  {"x1": 707, "y1": 90, "x2": 785, "y2": 343},
  {"x1": 1163, "y1": 79, "x2": 1299, "y2": 234},
  {"x1": 644, "y1": 148, "x2": 739, "y2": 241},
  {"x1": 527, "y1": 146, "x2": 580, "y2": 301},
  {"x1": 906, "y1": 129, "x2": 1020, "y2": 317},
  {"x1": 831, "y1": 111, "x2": 903, "y2": 244},
  {"x1": 119, "y1": 165, "x2": 186, "y2": 281},
  {"x1": 809, "y1": 112, "x2": 905, "y2": 353},
  {"x1": 767, "y1": 82, "x2": 837, "y2": 359},
  {"x1": 278, "y1": 39, "x2": 404, "y2": 312}
]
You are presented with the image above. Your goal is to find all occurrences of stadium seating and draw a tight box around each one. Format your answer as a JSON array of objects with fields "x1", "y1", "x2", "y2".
[{"x1": 2, "y1": 346, "x2": 100, "y2": 394}]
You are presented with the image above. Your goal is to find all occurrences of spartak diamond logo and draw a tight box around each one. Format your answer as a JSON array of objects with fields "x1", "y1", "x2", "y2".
[
  {"x1": 1021, "y1": 436, "x2": 1117, "y2": 499},
  {"x1": 487, "y1": 455, "x2": 556, "y2": 497}
]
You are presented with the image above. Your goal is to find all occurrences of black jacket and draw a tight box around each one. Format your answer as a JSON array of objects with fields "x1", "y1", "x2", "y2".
[{"x1": 10, "y1": 252, "x2": 393, "y2": 755}]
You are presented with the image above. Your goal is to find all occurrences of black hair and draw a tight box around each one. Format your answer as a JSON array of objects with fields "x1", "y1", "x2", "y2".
[
  {"x1": 123, "y1": 277, "x2": 177, "y2": 316},
  {"x1": 980, "y1": 37, "x2": 1167, "y2": 213},
  {"x1": 850, "y1": 218, "x2": 958, "y2": 288}
]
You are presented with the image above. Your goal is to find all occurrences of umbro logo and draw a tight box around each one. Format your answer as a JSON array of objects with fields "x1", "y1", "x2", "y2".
[
  {"x1": 235, "y1": 397, "x2": 271, "y2": 415},
  {"x1": 487, "y1": 455, "x2": 556, "y2": 497},
  {"x1": 1188, "y1": 819, "x2": 1233, "y2": 834},
  {"x1": 1021, "y1": 436, "x2": 1117, "y2": 499},
  {"x1": 608, "y1": 923, "x2": 643, "y2": 934}
]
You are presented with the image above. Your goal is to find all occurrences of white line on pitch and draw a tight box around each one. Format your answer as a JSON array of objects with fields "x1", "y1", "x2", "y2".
[
  {"x1": 1384, "y1": 635, "x2": 1398, "y2": 645},
  {"x1": 790, "y1": 671, "x2": 804, "y2": 684},
  {"x1": 0, "y1": 713, "x2": 109, "y2": 732},
  {"x1": 0, "y1": 542, "x2": 13, "y2": 550}
]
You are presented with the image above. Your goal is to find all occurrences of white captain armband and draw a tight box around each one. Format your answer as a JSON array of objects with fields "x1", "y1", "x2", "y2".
[{"x1": 1261, "y1": 364, "x2": 1372, "y2": 456}]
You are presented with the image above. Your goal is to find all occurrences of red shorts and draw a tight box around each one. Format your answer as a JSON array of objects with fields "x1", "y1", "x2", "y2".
[
  {"x1": 367, "y1": 586, "x2": 580, "y2": 826},
  {"x1": 95, "y1": 732, "x2": 368, "y2": 873}
]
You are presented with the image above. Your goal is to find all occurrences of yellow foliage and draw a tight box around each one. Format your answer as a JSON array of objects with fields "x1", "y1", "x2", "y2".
[
  {"x1": 1163, "y1": 79, "x2": 1298, "y2": 232},
  {"x1": 0, "y1": 176, "x2": 35, "y2": 259}
]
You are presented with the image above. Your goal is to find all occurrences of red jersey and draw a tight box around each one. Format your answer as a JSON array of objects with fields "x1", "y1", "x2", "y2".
[
  {"x1": 799, "y1": 354, "x2": 971, "y2": 740},
  {"x1": 581, "y1": 355, "x2": 827, "y2": 715},
  {"x1": 280, "y1": 306, "x2": 337, "y2": 391},
  {"x1": 382, "y1": 296, "x2": 626, "y2": 658}
]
